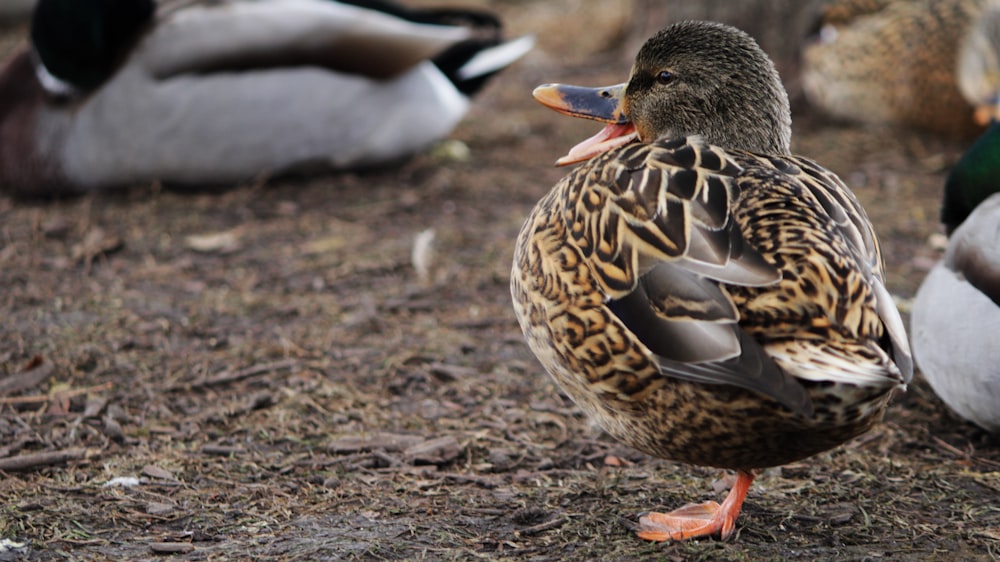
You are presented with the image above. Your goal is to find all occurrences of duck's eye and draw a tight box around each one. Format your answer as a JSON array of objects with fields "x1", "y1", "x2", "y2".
[{"x1": 656, "y1": 70, "x2": 674, "y2": 84}]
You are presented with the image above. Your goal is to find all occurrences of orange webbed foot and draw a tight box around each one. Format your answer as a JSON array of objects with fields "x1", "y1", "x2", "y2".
[{"x1": 636, "y1": 469, "x2": 756, "y2": 542}]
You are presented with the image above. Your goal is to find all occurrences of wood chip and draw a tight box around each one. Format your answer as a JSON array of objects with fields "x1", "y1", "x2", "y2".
[
  {"x1": 427, "y1": 362, "x2": 479, "y2": 382},
  {"x1": 0, "y1": 356, "x2": 54, "y2": 396},
  {"x1": 327, "y1": 433, "x2": 424, "y2": 454},
  {"x1": 404, "y1": 435, "x2": 461, "y2": 465},
  {"x1": 145, "y1": 502, "x2": 175, "y2": 516},
  {"x1": 149, "y1": 542, "x2": 194, "y2": 554},
  {"x1": 82, "y1": 394, "x2": 108, "y2": 418},
  {"x1": 71, "y1": 227, "x2": 124, "y2": 266},
  {"x1": 102, "y1": 415, "x2": 126, "y2": 443},
  {"x1": 200, "y1": 445, "x2": 244, "y2": 457},
  {"x1": 142, "y1": 465, "x2": 176, "y2": 480}
]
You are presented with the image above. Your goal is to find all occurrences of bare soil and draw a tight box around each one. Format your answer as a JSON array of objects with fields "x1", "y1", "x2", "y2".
[{"x1": 1, "y1": 2, "x2": 999, "y2": 560}]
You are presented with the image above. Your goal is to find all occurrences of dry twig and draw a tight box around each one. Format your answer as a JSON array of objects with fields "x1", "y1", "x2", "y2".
[{"x1": 0, "y1": 448, "x2": 87, "y2": 472}]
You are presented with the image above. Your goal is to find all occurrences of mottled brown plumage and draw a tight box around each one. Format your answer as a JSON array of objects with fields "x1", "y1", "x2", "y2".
[
  {"x1": 511, "y1": 20, "x2": 912, "y2": 541},
  {"x1": 802, "y1": 0, "x2": 994, "y2": 137}
]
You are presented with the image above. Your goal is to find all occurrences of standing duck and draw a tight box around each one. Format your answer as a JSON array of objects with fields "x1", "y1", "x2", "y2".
[
  {"x1": 0, "y1": 0, "x2": 533, "y2": 195},
  {"x1": 511, "y1": 21, "x2": 912, "y2": 541},
  {"x1": 910, "y1": 4, "x2": 1000, "y2": 434},
  {"x1": 802, "y1": 0, "x2": 995, "y2": 137}
]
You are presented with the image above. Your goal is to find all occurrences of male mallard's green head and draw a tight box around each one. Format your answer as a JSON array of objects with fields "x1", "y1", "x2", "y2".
[
  {"x1": 942, "y1": 120, "x2": 1000, "y2": 234},
  {"x1": 31, "y1": 0, "x2": 155, "y2": 93}
]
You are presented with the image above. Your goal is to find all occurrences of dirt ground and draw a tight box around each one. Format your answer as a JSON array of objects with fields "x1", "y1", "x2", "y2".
[{"x1": 2, "y1": 2, "x2": 999, "y2": 560}]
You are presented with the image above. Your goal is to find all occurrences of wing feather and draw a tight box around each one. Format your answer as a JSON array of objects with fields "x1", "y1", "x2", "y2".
[{"x1": 567, "y1": 137, "x2": 813, "y2": 414}]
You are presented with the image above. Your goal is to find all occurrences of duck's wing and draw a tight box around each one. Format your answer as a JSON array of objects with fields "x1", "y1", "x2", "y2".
[
  {"x1": 789, "y1": 155, "x2": 913, "y2": 383},
  {"x1": 140, "y1": 0, "x2": 473, "y2": 80},
  {"x1": 565, "y1": 138, "x2": 814, "y2": 417}
]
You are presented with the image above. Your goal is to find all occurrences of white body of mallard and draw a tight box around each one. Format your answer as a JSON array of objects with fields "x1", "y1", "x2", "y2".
[{"x1": 911, "y1": 193, "x2": 1000, "y2": 433}]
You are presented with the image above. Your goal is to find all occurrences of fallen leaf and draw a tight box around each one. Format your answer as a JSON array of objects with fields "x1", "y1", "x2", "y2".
[
  {"x1": 142, "y1": 465, "x2": 176, "y2": 480},
  {"x1": 184, "y1": 229, "x2": 242, "y2": 253}
]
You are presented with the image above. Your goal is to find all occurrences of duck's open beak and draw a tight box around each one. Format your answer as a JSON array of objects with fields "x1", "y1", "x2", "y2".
[{"x1": 533, "y1": 83, "x2": 638, "y2": 166}]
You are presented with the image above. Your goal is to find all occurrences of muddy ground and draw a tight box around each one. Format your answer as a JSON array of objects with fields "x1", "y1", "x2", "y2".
[{"x1": 1, "y1": 2, "x2": 999, "y2": 560}]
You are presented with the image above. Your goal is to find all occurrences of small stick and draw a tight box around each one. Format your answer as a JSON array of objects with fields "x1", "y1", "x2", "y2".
[
  {"x1": 517, "y1": 516, "x2": 567, "y2": 536},
  {"x1": 0, "y1": 382, "x2": 112, "y2": 405},
  {"x1": 0, "y1": 448, "x2": 87, "y2": 472},
  {"x1": 173, "y1": 359, "x2": 299, "y2": 391}
]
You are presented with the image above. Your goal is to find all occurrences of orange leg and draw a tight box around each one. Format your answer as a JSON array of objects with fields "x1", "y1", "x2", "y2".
[{"x1": 636, "y1": 469, "x2": 756, "y2": 541}]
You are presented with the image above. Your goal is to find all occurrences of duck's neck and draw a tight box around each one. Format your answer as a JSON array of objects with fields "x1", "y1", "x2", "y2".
[{"x1": 942, "y1": 120, "x2": 1000, "y2": 234}]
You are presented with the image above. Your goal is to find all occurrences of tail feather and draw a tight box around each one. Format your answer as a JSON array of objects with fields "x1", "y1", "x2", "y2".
[
  {"x1": 435, "y1": 35, "x2": 534, "y2": 96},
  {"x1": 337, "y1": 0, "x2": 532, "y2": 97},
  {"x1": 335, "y1": 0, "x2": 500, "y2": 30}
]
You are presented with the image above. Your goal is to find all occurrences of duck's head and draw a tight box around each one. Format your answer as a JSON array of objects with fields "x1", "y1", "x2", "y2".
[
  {"x1": 533, "y1": 20, "x2": 791, "y2": 166},
  {"x1": 941, "y1": 120, "x2": 1000, "y2": 234},
  {"x1": 31, "y1": 0, "x2": 155, "y2": 95},
  {"x1": 958, "y1": 3, "x2": 1000, "y2": 127}
]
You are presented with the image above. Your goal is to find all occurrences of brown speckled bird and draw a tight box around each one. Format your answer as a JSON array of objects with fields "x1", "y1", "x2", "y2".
[
  {"x1": 802, "y1": 0, "x2": 996, "y2": 137},
  {"x1": 511, "y1": 20, "x2": 913, "y2": 541}
]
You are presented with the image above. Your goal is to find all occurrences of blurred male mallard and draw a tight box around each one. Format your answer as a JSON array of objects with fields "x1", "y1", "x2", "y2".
[
  {"x1": 802, "y1": 0, "x2": 998, "y2": 137},
  {"x1": 511, "y1": 20, "x2": 912, "y2": 541},
  {"x1": 0, "y1": 0, "x2": 533, "y2": 195},
  {"x1": 910, "y1": 4, "x2": 1000, "y2": 434}
]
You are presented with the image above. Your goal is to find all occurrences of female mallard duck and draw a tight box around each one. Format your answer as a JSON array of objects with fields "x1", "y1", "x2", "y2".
[
  {"x1": 0, "y1": 0, "x2": 533, "y2": 195},
  {"x1": 911, "y1": 5, "x2": 1000, "y2": 433},
  {"x1": 801, "y1": 0, "x2": 996, "y2": 137},
  {"x1": 511, "y1": 21, "x2": 912, "y2": 541}
]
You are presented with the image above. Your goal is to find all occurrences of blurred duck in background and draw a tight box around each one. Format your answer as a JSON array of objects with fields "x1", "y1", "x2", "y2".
[
  {"x1": 802, "y1": 0, "x2": 997, "y2": 137},
  {"x1": 0, "y1": 0, "x2": 533, "y2": 195},
  {"x1": 910, "y1": 4, "x2": 1000, "y2": 434}
]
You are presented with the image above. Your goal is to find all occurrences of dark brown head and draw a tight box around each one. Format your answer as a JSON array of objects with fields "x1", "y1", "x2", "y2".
[
  {"x1": 623, "y1": 21, "x2": 791, "y2": 154},
  {"x1": 534, "y1": 21, "x2": 792, "y2": 163}
]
